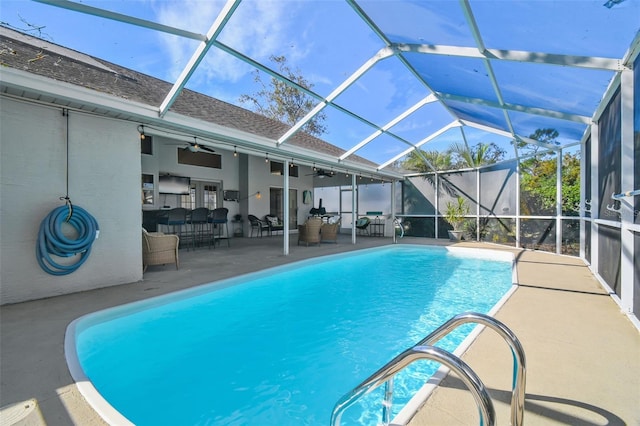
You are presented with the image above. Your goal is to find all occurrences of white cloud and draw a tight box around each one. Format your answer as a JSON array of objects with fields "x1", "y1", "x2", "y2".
[{"x1": 152, "y1": 0, "x2": 303, "y2": 87}]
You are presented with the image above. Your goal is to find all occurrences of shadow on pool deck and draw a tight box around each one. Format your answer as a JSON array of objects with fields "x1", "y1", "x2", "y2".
[{"x1": 0, "y1": 235, "x2": 638, "y2": 425}]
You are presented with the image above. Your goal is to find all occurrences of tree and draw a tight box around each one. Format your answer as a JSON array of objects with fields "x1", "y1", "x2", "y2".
[
  {"x1": 449, "y1": 142, "x2": 506, "y2": 168},
  {"x1": 517, "y1": 128, "x2": 558, "y2": 161},
  {"x1": 402, "y1": 149, "x2": 453, "y2": 172},
  {"x1": 402, "y1": 141, "x2": 505, "y2": 173},
  {"x1": 519, "y1": 129, "x2": 580, "y2": 216},
  {"x1": 239, "y1": 55, "x2": 327, "y2": 137},
  {"x1": 0, "y1": 16, "x2": 49, "y2": 39}
]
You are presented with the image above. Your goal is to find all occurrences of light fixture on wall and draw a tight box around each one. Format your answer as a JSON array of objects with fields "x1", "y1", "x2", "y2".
[
  {"x1": 239, "y1": 191, "x2": 261, "y2": 201},
  {"x1": 233, "y1": 146, "x2": 238, "y2": 157},
  {"x1": 345, "y1": 171, "x2": 349, "y2": 177},
  {"x1": 137, "y1": 125, "x2": 145, "y2": 140},
  {"x1": 265, "y1": 153, "x2": 269, "y2": 163},
  {"x1": 290, "y1": 158, "x2": 295, "y2": 168},
  {"x1": 313, "y1": 163, "x2": 317, "y2": 172}
]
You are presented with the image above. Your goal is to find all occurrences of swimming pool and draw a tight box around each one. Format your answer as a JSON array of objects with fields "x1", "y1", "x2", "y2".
[{"x1": 66, "y1": 245, "x2": 515, "y2": 425}]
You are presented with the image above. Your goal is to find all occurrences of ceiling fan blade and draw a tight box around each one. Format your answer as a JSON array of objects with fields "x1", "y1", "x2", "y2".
[
  {"x1": 199, "y1": 145, "x2": 215, "y2": 153},
  {"x1": 306, "y1": 169, "x2": 333, "y2": 177}
]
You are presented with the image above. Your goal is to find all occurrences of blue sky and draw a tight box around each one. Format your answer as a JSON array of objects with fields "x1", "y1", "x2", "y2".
[{"x1": 1, "y1": 0, "x2": 638, "y2": 165}]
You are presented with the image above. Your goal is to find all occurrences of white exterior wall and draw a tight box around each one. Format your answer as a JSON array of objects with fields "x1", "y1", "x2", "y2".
[
  {"x1": 246, "y1": 155, "x2": 314, "y2": 227},
  {"x1": 0, "y1": 98, "x2": 142, "y2": 304}
]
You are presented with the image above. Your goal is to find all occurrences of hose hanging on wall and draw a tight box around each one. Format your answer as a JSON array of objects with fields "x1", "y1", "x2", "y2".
[
  {"x1": 36, "y1": 109, "x2": 99, "y2": 275},
  {"x1": 36, "y1": 201, "x2": 99, "y2": 275}
]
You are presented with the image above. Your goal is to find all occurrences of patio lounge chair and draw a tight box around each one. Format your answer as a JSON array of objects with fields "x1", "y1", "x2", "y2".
[
  {"x1": 142, "y1": 228, "x2": 179, "y2": 272},
  {"x1": 298, "y1": 217, "x2": 323, "y2": 246}
]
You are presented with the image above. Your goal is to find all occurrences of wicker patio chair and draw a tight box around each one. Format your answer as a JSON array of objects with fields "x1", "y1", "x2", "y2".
[
  {"x1": 142, "y1": 228, "x2": 179, "y2": 272},
  {"x1": 321, "y1": 218, "x2": 341, "y2": 243},
  {"x1": 297, "y1": 217, "x2": 323, "y2": 246}
]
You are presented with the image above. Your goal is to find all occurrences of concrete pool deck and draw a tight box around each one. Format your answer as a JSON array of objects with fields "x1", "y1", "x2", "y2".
[{"x1": 1, "y1": 236, "x2": 638, "y2": 425}]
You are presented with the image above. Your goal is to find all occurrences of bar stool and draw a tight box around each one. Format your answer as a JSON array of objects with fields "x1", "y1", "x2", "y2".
[
  {"x1": 157, "y1": 208, "x2": 188, "y2": 248},
  {"x1": 209, "y1": 208, "x2": 230, "y2": 247},
  {"x1": 188, "y1": 207, "x2": 210, "y2": 249}
]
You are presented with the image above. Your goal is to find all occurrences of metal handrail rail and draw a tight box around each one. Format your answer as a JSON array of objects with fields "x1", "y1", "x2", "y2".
[
  {"x1": 418, "y1": 312, "x2": 526, "y2": 426},
  {"x1": 330, "y1": 345, "x2": 496, "y2": 426},
  {"x1": 330, "y1": 312, "x2": 526, "y2": 426}
]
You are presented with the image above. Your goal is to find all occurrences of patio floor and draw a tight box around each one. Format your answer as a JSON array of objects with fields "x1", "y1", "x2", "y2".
[{"x1": 1, "y1": 235, "x2": 638, "y2": 425}]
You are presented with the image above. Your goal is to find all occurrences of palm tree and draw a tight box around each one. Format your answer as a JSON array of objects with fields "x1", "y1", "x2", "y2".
[
  {"x1": 402, "y1": 149, "x2": 453, "y2": 172},
  {"x1": 449, "y1": 142, "x2": 505, "y2": 168}
]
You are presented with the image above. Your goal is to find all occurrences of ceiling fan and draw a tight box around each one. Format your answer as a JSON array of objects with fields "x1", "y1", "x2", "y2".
[
  {"x1": 183, "y1": 137, "x2": 215, "y2": 154},
  {"x1": 306, "y1": 168, "x2": 333, "y2": 178}
]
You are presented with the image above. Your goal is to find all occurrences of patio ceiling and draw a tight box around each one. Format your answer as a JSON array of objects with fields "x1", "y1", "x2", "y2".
[{"x1": 5, "y1": 0, "x2": 640, "y2": 175}]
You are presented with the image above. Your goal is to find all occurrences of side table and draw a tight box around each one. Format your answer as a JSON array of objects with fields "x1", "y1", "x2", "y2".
[{"x1": 232, "y1": 220, "x2": 244, "y2": 237}]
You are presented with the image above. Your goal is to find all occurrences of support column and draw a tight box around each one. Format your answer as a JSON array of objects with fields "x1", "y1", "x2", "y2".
[
  {"x1": 283, "y1": 159, "x2": 290, "y2": 255},
  {"x1": 620, "y1": 68, "x2": 635, "y2": 314},
  {"x1": 516, "y1": 162, "x2": 521, "y2": 248},
  {"x1": 352, "y1": 173, "x2": 357, "y2": 245},
  {"x1": 579, "y1": 138, "x2": 587, "y2": 260},
  {"x1": 556, "y1": 149, "x2": 563, "y2": 255},
  {"x1": 476, "y1": 168, "x2": 481, "y2": 242},
  {"x1": 391, "y1": 179, "x2": 397, "y2": 243},
  {"x1": 590, "y1": 122, "x2": 600, "y2": 275},
  {"x1": 434, "y1": 173, "x2": 439, "y2": 239}
]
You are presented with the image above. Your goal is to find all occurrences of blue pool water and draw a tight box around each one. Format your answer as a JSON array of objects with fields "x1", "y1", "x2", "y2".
[{"x1": 68, "y1": 245, "x2": 514, "y2": 425}]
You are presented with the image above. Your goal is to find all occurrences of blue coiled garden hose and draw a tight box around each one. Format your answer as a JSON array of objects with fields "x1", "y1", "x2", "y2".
[{"x1": 36, "y1": 204, "x2": 99, "y2": 275}]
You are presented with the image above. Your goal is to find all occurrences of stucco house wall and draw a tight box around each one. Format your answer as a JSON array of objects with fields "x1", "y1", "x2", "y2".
[
  {"x1": 1, "y1": 97, "x2": 142, "y2": 304},
  {"x1": 245, "y1": 155, "x2": 315, "y2": 227}
]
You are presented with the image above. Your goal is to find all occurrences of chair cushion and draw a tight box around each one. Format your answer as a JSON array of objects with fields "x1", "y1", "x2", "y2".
[{"x1": 266, "y1": 216, "x2": 279, "y2": 226}]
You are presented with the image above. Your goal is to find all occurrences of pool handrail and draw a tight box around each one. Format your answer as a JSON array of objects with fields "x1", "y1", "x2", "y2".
[
  {"x1": 330, "y1": 311, "x2": 526, "y2": 426},
  {"x1": 330, "y1": 345, "x2": 496, "y2": 426}
]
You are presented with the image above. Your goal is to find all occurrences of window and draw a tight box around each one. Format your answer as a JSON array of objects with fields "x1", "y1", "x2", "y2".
[
  {"x1": 141, "y1": 174, "x2": 154, "y2": 205},
  {"x1": 179, "y1": 181, "x2": 219, "y2": 210},
  {"x1": 203, "y1": 184, "x2": 218, "y2": 210},
  {"x1": 178, "y1": 149, "x2": 222, "y2": 168},
  {"x1": 270, "y1": 161, "x2": 298, "y2": 177},
  {"x1": 141, "y1": 135, "x2": 153, "y2": 155}
]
